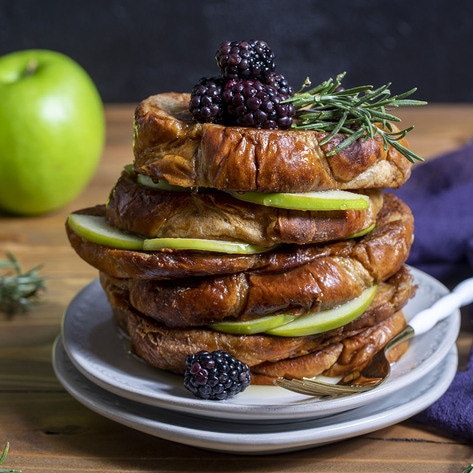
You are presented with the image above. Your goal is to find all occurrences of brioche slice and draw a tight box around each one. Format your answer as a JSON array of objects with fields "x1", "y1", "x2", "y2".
[
  {"x1": 133, "y1": 93, "x2": 413, "y2": 193},
  {"x1": 110, "y1": 268, "x2": 413, "y2": 384},
  {"x1": 67, "y1": 193, "x2": 413, "y2": 282},
  {"x1": 105, "y1": 170, "x2": 383, "y2": 247}
]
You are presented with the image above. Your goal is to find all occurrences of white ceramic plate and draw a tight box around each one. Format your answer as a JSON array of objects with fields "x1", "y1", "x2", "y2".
[
  {"x1": 61, "y1": 267, "x2": 460, "y2": 422},
  {"x1": 54, "y1": 336, "x2": 457, "y2": 454}
]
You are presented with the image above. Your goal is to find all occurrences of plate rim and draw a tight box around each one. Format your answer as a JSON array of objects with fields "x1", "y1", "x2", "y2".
[{"x1": 53, "y1": 335, "x2": 458, "y2": 454}]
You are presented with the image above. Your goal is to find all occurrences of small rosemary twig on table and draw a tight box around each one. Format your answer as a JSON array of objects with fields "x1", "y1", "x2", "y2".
[
  {"x1": 0, "y1": 252, "x2": 45, "y2": 315},
  {"x1": 0, "y1": 443, "x2": 21, "y2": 473}
]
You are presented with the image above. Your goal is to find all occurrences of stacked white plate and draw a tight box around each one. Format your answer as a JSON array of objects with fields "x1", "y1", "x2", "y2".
[{"x1": 53, "y1": 267, "x2": 460, "y2": 454}]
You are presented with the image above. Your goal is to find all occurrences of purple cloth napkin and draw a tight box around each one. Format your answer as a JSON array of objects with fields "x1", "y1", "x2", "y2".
[
  {"x1": 413, "y1": 345, "x2": 473, "y2": 442},
  {"x1": 395, "y1": 142, "x2": 473, "y2": 442},
  {"x1": 395, "y1": 142, "x2": 473, "y2": 281}
]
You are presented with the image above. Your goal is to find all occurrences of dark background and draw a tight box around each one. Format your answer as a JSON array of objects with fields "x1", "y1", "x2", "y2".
[{"x1": 1, "y1": 0, "x2": 472, "y2": 103}]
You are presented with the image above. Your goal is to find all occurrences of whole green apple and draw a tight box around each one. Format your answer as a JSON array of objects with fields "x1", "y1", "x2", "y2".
[{"x1": 0, "y1": 49, "x2": 105, "y2": 215}]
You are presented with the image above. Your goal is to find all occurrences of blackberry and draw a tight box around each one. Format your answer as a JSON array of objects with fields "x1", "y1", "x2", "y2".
[
  {"x1": 222, "y1": 79, "x2": 295, "y2": 129},
  {"x1": 215, "y1": 40, "x2": 276, "y2": 80},
  {"x1": 189, "y1": 76, "x2": 224, "y2": 123},
  {"x1": 265, "y1": 72, "x2": 294, "y2": 98},
  {"x1": 184, "y1": 350, "x2": 251, "y2": 400}
]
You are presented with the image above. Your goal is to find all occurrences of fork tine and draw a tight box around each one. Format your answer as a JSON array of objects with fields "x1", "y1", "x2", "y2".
[
  {"x1": 274, "y1": 377, "x2": 376, "y2": 397},
  {"x1": 273, "y1": 378, "x2": 320, "y2": 396},
  {"x1": 303, "y1": 377, "x2": 374, "y2": 394},
  {"x1": 273, "y1": 378, "x2": 347, "y2": 397}
]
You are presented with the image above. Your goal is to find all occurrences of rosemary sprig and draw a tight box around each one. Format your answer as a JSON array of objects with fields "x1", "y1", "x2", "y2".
[
  {"x1": 0, "y1": 252, "x2": 45, "y2": 315},
  {"x1": 285, "y1": 72, "x2": 427, "y2": 163},
  {"x1": 0, "y1": 443, "x2": 21, "y2": 473}
]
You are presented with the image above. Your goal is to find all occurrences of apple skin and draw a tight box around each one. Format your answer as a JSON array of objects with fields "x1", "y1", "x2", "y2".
[
  {"x1": 0, "y1": 49, "x2": 105, "y2": 215},
  {"x1": 266, "y1": 286, "x2": 377, "y2": 337},
  {"x1": 67, "y1": 214, "x2": 145, "y2": 250},
  {"x1": 143, "y1": 236, "x2": 269, "y2": 254},
  {"x1": 210, "y1": 313, "x2": 296, "y2": 335}
]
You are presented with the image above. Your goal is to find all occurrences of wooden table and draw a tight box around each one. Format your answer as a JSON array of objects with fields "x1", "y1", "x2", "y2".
[{"x1": 1, "y1": 104, "x2": 472, "y2": 472}]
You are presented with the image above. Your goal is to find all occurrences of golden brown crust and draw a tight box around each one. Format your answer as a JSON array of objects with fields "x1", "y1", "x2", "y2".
[
  {"x1": 66, "y1": 194, "x2": 413, "y2": 283},
  {"x1": 102, "y1": 263, "x2": 414, "y2": 327},
  {"x1": 133, "y1": 93, "x2": 413, "y2": 192},
  {"x1": 106, "y1": 171, "x2": 384, "y2": 247},
  {"x1": 111, "y1": 267, "x2": 413, "y2": 384}
]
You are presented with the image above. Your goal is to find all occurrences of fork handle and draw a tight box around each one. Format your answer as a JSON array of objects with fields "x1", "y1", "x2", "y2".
[{"x1": 409, "y1": 277, "x2": 473, "y2": 336}]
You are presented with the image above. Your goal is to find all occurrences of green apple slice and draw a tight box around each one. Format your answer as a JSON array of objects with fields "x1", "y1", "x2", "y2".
[
  {"x1": 137, "y1": 173, "x2": 189, "y2": 192},
  {"x1": 67, "y1": 213, "x2": 144, "y2": 250},
  {"x1": 266, "y1": 285, "x2": 377, "y2": 337},
  {"x1": 210, "y1": 313, "x2": 296, "y2": 335},
  {"x1": 228, "y1": 190, "x2": 370, "y2": 211},
  {"x1": 143, "y1": 237, "x2": 270, "y2": 254},
  {"x1": 345, "y1": 223, "x2": 376, "y2": 239}
]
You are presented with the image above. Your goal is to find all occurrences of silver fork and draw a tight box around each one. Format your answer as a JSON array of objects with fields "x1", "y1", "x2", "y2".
[{"x1": 275, "y1": 277, "x2": 473, "y2": 397}]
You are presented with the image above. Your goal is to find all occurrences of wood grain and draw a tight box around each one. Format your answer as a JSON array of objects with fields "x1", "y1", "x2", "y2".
[{"x1": 1, "y1": 104, "x2": 472, "y2": 472}]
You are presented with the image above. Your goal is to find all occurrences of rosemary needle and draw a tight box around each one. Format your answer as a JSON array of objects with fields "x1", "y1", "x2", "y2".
[
  {"x1": 0, "y1": 443, "x2": 21, "y2": 473},
  {"x1": 285, "y1": 72, "x2": 427, "y2": 163},
  {"x1": 0, "y1": 252, "x2": 45, "y2": 315}
]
